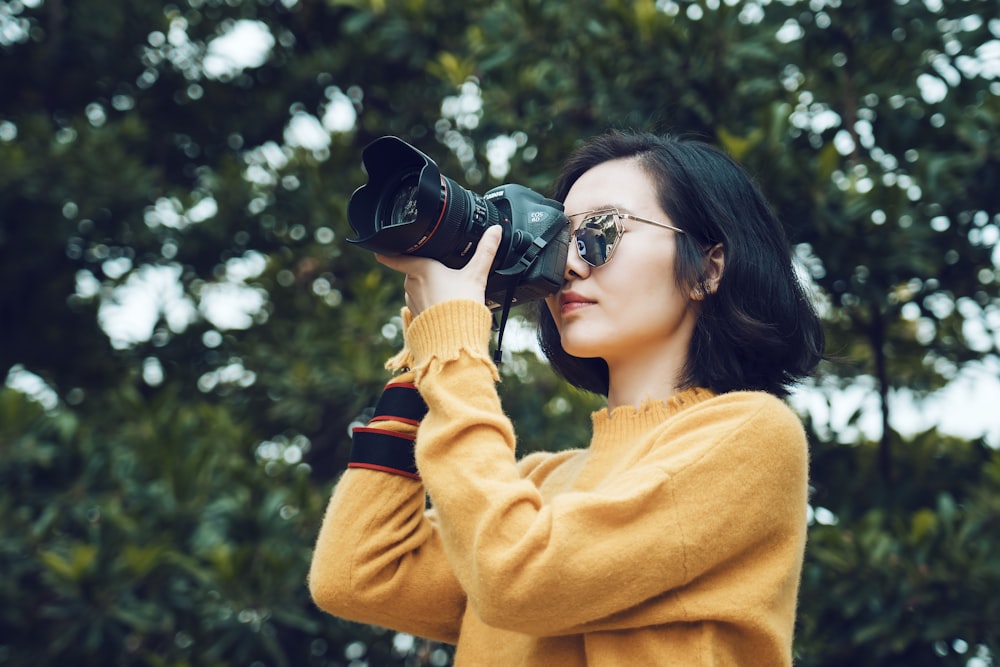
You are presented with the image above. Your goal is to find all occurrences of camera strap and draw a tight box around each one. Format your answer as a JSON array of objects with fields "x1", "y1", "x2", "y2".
[
  {"x1": 492, "y1": 283, "x2": 517, "y2": 367},
  {"x1": 491, "y1": 221, "x2": 566, "y2": 367}
]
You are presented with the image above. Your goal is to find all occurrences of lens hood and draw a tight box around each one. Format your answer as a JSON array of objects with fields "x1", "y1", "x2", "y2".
[{"x1": 347, "y1": 136, "x2": 447, "y2": 255}]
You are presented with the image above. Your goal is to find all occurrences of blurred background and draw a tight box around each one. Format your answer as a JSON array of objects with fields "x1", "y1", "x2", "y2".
[{"x1": 1, "y1": 0, "x2": 998, "y2": 665}]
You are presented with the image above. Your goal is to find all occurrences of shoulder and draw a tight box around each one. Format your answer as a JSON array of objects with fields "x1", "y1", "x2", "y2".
[
  {"x1": 653, "y1": 391, "x2": 808, "y2": 474},
  {"x1": 679, "y1": 390, "x2": 805, "y2": 439}
]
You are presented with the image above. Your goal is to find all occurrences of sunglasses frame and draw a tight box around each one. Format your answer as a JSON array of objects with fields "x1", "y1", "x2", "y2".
[{"x1": 566, "y1": 208, "x2": 686, "y2": 268}]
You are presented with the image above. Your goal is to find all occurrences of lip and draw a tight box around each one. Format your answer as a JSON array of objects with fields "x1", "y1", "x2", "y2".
[{"x1": 558, "y1": 291, "x2": 596, "y2": 315}]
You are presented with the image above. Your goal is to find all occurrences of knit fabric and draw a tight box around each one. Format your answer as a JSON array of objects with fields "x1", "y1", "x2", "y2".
[{"x1": 309, "y1": 300, "x2": 809, "y2": 666}]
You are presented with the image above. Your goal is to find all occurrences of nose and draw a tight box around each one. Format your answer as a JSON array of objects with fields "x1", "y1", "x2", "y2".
[{"x1": 563, "y1": 234, "x2": 592, "y2": 282}]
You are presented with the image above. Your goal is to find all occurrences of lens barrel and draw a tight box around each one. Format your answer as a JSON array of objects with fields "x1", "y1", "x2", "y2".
[{"x1": 348, "y1": 137, "x2": 499, "y2": 269}]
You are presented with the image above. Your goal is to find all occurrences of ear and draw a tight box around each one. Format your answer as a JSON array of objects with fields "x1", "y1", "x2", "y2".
[{"x1": 692, "y1": 244, "x2": 725, "y2": 300}]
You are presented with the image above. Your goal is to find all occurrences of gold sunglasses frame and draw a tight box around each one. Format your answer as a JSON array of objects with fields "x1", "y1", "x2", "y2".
[{"x1": 565, "y1": 208, "x2": 685, "y2": 267}]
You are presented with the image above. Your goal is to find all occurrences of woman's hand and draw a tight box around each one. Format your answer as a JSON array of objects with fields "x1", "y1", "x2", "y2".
[{"x1": 376, "y1": 225, "x2": 503, "y2": 316}]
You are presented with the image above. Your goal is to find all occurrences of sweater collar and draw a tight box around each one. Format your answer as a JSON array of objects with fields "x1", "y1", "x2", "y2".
[{"x1": 590, "y1": 387, "x2": 715, "y2": 449}]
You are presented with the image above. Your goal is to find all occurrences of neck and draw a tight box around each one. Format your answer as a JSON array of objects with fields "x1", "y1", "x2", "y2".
[{"x1": 605, "y1": 345, "x2": 689, "y2": 411}]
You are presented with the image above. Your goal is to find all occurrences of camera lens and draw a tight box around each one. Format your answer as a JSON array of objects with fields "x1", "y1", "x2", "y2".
[
  {"x1": 386, "y1": 177, "x2": 419, "y2": 229},
  {"x1": 349, "y1": 137, "x2": 507, "y2": 267},
  {"x1": 345, "y1": 137, "x2": 501, "y2": 268}
]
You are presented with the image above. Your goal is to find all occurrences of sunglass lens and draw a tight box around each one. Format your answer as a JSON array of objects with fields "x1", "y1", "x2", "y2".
[{"x1": 575, "y1": 215, "x2": 619, "y2": 267}]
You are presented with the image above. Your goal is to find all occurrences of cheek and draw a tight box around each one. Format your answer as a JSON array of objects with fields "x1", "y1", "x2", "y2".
[
  {"x1": 612, "y1": 242, "x2": 675, "y2": 289},
  {"x1": 609, "y1": 246, "x2": 687, "y2": 311}
]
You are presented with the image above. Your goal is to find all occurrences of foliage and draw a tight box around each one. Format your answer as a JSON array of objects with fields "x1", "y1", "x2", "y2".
[
  {"x1": 801, "y1": 430, "x2": 1000, "y2": 666},
  {"x1": 1, "y1": 0, "x2": 998, "y2": 664},
  {"x1": 0, "y1": 374, "x2": 401, "y2": 666}
]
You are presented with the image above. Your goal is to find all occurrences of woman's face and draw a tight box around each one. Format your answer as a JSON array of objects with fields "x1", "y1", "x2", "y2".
[{"x1": 545, "y1": 158, "x2": 699, "y2": 372}]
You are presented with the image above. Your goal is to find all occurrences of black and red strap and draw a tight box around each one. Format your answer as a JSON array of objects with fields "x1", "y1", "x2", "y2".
[
  {"x1": 369, "y1": 381, "x2": 427, "y2": 426},
  {"x1": 348, "y1": 427, "x2": 420, "y2": 480},
  {"x1": 348, "y1": 381, "x2": 427, "y2": 480}
]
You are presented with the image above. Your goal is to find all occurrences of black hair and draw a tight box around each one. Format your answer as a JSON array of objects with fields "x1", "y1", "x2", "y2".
[{"x1": 537, "y1": 130, "x2": 825, "y2": 398}]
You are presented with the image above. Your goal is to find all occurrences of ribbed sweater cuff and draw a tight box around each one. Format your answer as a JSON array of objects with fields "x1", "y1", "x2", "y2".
[{"x1": 406, "y1": 300, "x2": 496, "y2": 376}]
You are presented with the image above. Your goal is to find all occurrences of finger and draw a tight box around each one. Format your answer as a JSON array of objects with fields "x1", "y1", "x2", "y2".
[
  {"x1": 375, "y1": 253, "x2": 418, "y2": 273},
  {"x1": 469, "y1": 225, "x2": 503, "y2": 272}
]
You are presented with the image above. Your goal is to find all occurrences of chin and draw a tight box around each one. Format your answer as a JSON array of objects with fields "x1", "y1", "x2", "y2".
[{"x1": 558, "y1": 338, "x2": 605, "y2": 361}]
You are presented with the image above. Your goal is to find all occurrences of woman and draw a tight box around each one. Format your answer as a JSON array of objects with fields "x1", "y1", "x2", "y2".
[{"x1": 309, "y1": 130, "x2": 825, "y2": 666}]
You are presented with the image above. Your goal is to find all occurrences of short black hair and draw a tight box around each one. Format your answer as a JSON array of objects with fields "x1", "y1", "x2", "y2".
[{"x1": 537, "y1": 130, "x2": 825, "y2": 398}]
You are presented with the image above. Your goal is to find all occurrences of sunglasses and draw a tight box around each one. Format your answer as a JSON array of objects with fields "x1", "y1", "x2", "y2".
[{"x1": 567, "y1": 208, "x2": 686, "y2": 268}]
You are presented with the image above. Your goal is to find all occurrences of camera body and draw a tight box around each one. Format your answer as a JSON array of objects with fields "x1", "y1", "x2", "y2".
[{"x1": 347, "y1": 136, "x2": 568, "y2": 310}]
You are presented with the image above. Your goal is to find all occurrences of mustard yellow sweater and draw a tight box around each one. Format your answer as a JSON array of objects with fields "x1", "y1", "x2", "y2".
[{"x1": 309, "y1": 300, "x2": 809, "y2": 666}]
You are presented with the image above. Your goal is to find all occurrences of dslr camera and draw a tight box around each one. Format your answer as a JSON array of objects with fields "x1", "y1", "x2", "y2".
[{"x1": 347, "y1": 136, "x2": 569, "y2": 310}]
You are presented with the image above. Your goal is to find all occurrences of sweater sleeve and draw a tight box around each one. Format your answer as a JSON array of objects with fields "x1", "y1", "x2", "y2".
[
  {"x1": 307, "y1": 370, "x2": 467, "y2": 643},
  {"x1": 407, "y1": 300, "x2": 809, "y2": 637}
]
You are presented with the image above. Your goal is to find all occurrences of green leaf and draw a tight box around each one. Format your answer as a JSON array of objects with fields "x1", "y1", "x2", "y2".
[{"x1": 39, "y1": 544, "x2": 97, "y2": 581}]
